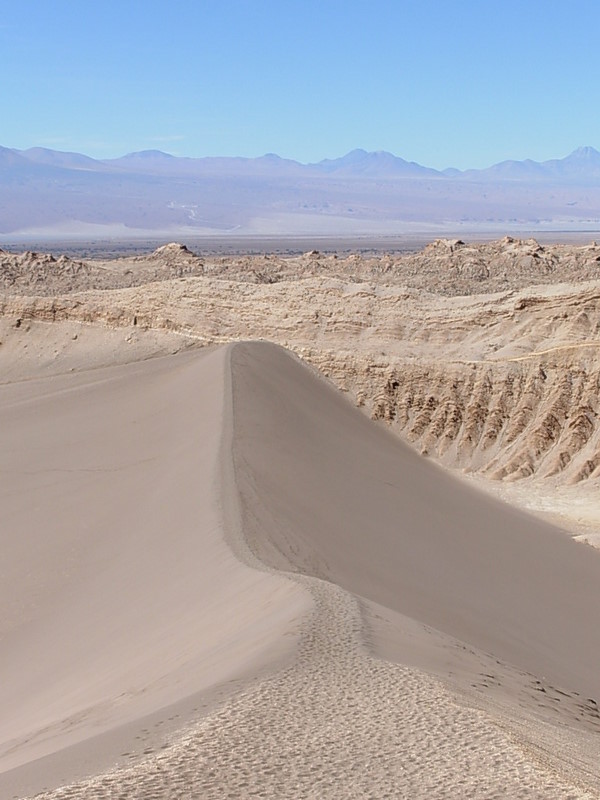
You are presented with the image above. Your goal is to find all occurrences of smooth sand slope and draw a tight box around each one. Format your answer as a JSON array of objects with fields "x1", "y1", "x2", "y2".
[
  {"x1": 231, "y1": 342, "x2": 600, "y2": 700},
  {"x1": 1, "y1": 340, "x2": 599, "y2": 798}
]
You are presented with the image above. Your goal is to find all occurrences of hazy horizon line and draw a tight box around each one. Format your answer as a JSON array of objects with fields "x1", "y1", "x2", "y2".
[{"x1": 3, "y1": 142, "x2": 600, "y2": 174}]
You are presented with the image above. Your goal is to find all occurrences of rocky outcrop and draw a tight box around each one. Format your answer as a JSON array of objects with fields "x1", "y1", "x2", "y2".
[{"x1": 4, "y1": 237, "x2": 600, "y2": 296}]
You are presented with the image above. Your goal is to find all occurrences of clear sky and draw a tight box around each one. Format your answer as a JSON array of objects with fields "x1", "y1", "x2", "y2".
[{"x1": 1, "y1": 0, "x2": 598, "y2": 169}]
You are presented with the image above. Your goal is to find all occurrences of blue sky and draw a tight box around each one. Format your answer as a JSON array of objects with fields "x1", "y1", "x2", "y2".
[{"x1": 1, "y1": 0, "x2": 598, "y2": 169}]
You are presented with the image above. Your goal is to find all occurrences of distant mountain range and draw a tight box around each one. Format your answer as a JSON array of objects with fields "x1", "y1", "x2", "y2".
[{"x1": 1, "y1": 145, "x2": 599, "y2": 238}]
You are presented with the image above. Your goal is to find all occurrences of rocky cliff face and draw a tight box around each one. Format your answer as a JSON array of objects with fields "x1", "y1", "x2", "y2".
[{"x1": 304, "y1": 350, "x2": 600, "y2": 485}]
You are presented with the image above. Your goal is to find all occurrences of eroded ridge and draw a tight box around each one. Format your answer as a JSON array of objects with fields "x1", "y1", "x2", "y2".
[
  {"x1": 310, "y1": 351, "x2": 600, "y2": 484},
  {"x1": 3, "y1": 239, "x2": 600, "y2": 489},
  {"x1": 3, "y1": 237, "x2": 600, "y2": 297}
]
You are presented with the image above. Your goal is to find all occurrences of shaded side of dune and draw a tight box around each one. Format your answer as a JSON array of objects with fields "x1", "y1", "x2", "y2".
[{"x1": 229, "y1": 340, "x2": 600, "y2": 701}]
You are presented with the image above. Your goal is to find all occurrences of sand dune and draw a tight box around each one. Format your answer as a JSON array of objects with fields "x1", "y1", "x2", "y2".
[{"x1": 1, "y1": 342, "x2": 600, "y2": 798}]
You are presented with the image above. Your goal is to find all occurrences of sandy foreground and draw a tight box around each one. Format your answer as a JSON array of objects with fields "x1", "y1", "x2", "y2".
[{"x1": 1, "y1": 340, "x2": 600, "y2": 799}]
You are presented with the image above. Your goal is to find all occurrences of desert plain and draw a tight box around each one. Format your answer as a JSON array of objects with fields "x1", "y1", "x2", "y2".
[{"x1": 1, "y1": 236, "x2": 600, "y2": 799}]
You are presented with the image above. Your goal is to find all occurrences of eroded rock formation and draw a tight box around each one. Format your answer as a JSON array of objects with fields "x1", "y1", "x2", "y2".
[{"x1": 2, "y1": 238, "x2": 600, "y2": 489}]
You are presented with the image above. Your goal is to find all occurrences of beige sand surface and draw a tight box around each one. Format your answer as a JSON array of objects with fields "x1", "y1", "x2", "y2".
[{"x1": 1, "y1": 340, "x2": 599, "y2": 798}]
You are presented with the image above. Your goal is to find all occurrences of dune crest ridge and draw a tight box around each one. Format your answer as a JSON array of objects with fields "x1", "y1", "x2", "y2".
[{"x1": 2, "y1": 341, "x2": 599, "y2": 798}]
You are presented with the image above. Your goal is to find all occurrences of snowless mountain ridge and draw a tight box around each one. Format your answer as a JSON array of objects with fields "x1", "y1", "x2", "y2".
[
  {"x1": 1, "y1": 144, "x2": 599, "y2": 237},
  {"x1": 2, "y1": 144, "x2": 600, "y2": 180}
]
